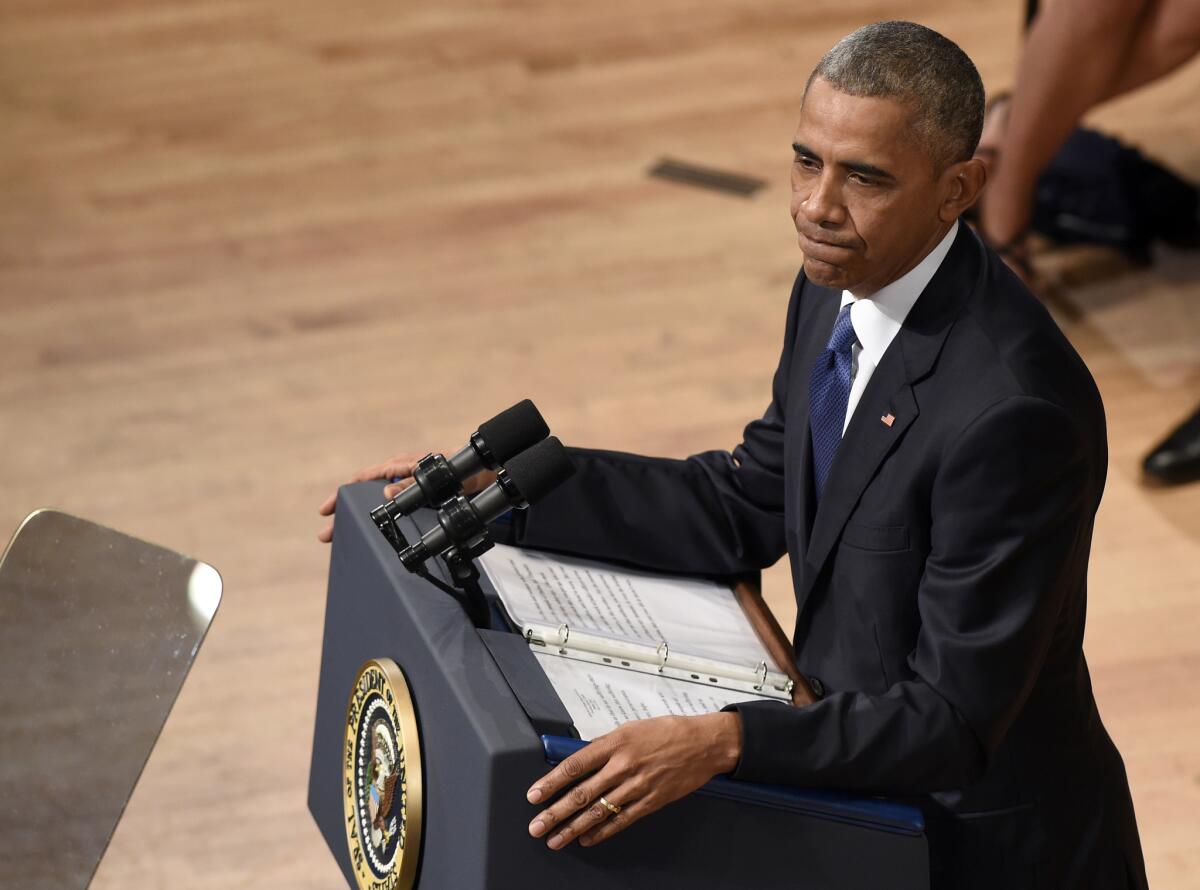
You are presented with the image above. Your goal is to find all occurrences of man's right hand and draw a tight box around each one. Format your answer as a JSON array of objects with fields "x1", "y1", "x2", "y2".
[{"x1": 316, "y1": 451, "x2": 497, "y2": 543}]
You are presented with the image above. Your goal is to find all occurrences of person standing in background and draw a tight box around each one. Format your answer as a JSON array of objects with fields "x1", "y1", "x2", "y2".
[{"x1": 975, "y1": 0, "x2": 1200, "y2": 484}]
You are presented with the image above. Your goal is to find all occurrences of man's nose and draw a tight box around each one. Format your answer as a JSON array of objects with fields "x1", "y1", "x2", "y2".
[{"x1": 799, "y1": 173, "x2": 846, "y2": 228}]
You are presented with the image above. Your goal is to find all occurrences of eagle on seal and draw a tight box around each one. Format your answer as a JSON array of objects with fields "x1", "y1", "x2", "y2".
[
  {"x1": 374, "y1": 768, "x2": 400, "y2": 834},
  {"x1": 367, "y1": 723, "x2": 401, "y2": 849}
]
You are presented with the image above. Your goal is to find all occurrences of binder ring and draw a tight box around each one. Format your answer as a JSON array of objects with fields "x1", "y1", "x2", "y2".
[
  {"x1": 656, "y1": 641, "x2": 669, "y2": 672},
  {"x1": 753, "y1": 660, "x2": 768, "y2": 691},
  {"x1": 557, "y1": 623, "x2": 570, "y2": 653}
]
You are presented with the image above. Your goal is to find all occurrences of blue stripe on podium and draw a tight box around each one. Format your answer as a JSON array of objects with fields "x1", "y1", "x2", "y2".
[{"x1": 540, "y1": 734, "x2": 925, "y2": 837}]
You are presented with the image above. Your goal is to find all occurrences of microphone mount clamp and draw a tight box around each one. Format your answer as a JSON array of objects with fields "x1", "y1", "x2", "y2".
[{"x1": 370, "y1": 496, "x2": 493, "y2": 629}]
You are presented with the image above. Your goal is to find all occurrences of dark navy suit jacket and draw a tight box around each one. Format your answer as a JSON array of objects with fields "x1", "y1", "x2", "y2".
[{"x1": 505, "y1": 225, "x2": 1147, "y2": 889}]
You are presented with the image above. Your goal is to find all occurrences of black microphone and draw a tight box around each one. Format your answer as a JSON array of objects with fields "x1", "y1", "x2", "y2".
[
  {"x1": 371, "y1": 399, "x2": 549, "y2": 526},
  {"x1": 398, "y1": 436, "x2": 576, "y2": 571}
]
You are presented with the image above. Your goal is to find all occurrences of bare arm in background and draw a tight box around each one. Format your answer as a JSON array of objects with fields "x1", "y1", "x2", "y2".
[{"x1": 981, "y1": 0, "x2": 1200, "y2": 247}]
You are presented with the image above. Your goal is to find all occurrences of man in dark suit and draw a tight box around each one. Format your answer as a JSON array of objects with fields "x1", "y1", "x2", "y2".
[{"x1": 319, "y1": 21, "x2": 1147, "y2": 889}]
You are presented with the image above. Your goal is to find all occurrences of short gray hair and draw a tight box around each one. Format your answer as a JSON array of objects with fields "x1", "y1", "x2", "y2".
[{"x1": 806, "y1": 21, "x2": 985, "y2": 168}]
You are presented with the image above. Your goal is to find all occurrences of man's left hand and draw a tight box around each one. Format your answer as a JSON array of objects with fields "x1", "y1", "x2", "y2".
[{"x1": 526, "y1": 711, "x2": 742, "y2": 850}]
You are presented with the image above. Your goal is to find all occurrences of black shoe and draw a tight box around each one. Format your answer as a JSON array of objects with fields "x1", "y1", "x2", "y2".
[{"x1": 1143, "y1": 404, "x2": 1200, "y2": 485}]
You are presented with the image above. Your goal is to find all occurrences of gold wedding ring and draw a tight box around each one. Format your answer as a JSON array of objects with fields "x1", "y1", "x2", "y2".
[{"x1": 598, "y1": 796, "x2": 621, "y2": 815}]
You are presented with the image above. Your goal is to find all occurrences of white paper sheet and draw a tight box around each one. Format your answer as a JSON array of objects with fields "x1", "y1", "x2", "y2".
[
  {"x1": 479, "y1": 544, "x2": 775, "y2": 670},
  {"x1": 533, "y1": 650, "x2": 775, "y2": 740}
]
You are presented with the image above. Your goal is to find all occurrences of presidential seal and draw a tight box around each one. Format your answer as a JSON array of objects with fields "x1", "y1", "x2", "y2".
[{"x1": 344, "y1": 658, "x2": 423, "y2": 890}]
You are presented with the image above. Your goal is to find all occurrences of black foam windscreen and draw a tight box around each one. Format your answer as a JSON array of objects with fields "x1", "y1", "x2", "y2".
[
  {"x1": 478, "y1": 399, "x2": 550, "y2": 463},
  {"x1": 503, "y1": 436, "x2": 576, "y2": 505}
]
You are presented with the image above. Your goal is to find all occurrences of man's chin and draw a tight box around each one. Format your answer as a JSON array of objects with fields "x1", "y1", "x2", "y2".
[{"x1": 802, "y1": 256, "x2": 852, "y2": 290}]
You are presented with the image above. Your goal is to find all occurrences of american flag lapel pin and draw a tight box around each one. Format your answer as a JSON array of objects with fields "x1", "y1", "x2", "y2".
[{"x1": 881, "y1": 413, "x2": 896, "y2": 427}]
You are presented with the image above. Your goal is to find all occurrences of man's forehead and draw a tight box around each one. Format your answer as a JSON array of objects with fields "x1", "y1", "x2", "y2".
[{"x1": 795, "y1": 78, "x2": 921, "y2": 159}]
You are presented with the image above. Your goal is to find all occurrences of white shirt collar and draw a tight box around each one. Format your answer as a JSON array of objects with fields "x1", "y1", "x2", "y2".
[{"x1": 839, "y1": 220, "x2": 959, "y2": 368}]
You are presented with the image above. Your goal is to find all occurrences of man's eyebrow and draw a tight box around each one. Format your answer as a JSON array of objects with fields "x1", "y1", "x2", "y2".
[
  {"x1": 843, "y1": 160, "x2": 896, "y2": 181},
  {"x1": 791, "y1": 142, "x2": 896, "y2": 182}
]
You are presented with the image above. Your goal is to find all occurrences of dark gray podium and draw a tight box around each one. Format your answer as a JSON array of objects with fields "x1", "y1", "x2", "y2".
[{"x1": 307, "y1": 482, "x2": 931, "y2": 889}]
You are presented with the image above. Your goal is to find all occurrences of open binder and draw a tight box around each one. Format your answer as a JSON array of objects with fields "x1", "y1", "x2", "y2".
[{"x1": 478, "y1": 544, "x2": 814, "y2": 738}]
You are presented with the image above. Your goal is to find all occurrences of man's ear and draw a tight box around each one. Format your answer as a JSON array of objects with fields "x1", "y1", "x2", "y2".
[{"x1": 939, "y1": 157, "x2": 987, "y2": 223}]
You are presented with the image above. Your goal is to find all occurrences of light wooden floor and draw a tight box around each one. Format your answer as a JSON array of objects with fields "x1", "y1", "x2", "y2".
[{"x1": 1, "y1": 1, "x2": 1198, "y2": 887}]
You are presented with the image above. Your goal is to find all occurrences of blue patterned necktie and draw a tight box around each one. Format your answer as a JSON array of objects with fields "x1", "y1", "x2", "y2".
[{"x1": 809, "y1": 304, "x2": 859, "y2": 502}]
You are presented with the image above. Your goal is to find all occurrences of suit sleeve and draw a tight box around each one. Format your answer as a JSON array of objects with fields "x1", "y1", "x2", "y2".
[
  {"x1": 500, "y1": 272, "x2": 807, "y2": 576},
  {"x1": 724, "y1": 395, "x2": 1094, "y2": 793}
]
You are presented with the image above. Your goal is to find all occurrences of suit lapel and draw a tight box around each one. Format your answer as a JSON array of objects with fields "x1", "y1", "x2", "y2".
[
  {"x1": 794, "y1": 223, "x2": 983, "y2": 617},
  {"x1": 799, "y1": 346, "x2": 916, "y2": 611}
]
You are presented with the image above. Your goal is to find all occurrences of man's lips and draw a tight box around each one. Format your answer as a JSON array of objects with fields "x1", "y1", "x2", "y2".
[
  {"x1": 798, "y1": 236, "x2": 854, "y2": 271},
  {"x1": 797, "y1": 229, "x2": 855, "y2": 252}
]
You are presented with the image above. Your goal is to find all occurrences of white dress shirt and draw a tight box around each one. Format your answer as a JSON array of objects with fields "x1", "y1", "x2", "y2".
[{"x1": 839, "y1": 221, "x2": 959, "y2": 434}]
